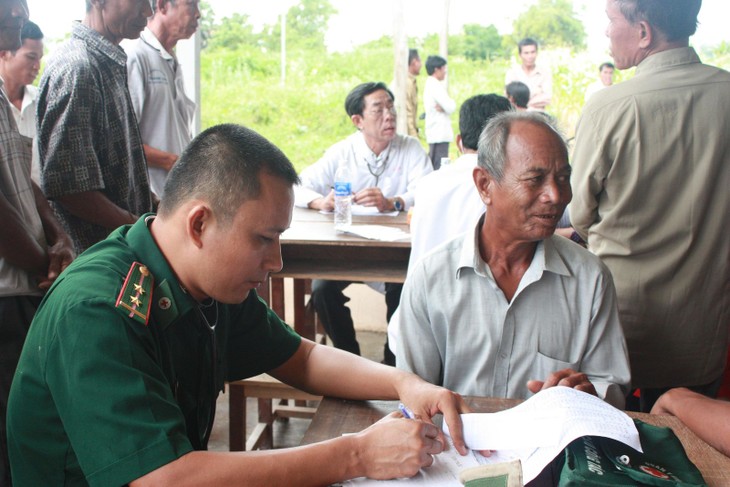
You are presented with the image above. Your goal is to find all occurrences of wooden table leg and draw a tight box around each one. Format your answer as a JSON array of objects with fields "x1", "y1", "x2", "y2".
[
  {"x1": 270, "y1": 277, "x2": 285, "y2": 319},
  {"x1": 228, "y1": 382, "x2": 246, "y2": 451}
]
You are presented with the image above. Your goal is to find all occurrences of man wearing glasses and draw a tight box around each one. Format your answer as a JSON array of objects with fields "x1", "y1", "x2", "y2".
[{"x1": 295, "y1": 81, "x2": 432, "y2": 365}]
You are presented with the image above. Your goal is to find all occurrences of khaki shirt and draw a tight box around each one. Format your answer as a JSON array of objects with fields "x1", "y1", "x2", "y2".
[
  {"x1": 405, "y1": 73, "x2": 418, "y2": 137},
  {"x1": 571, "y1": 47, "x2": 730, "y2": 388}
]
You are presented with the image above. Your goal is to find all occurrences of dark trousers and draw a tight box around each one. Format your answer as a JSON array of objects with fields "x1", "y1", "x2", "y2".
[
  {"x1": 625, "y1": 374, "x2": 725, "y2": 413},
  {"x1": 428, "y1": 142, "x2": 450, "y2": 170},
  {"x1": 0, "y1": 295, "x2": 42, "y2": 487},
  {"x1": 310, "y1": 280, "x2": 402, "y2": 364}
]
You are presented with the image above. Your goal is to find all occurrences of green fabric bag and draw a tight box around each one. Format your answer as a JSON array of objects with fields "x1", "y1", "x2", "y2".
[{"x1": 559, "y1": 419, "x2": 707, "y2": 486}]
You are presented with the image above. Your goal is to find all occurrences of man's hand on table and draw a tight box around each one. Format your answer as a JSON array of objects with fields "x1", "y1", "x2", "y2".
[
  {"x1": 308, "y1": 190, "x2": 335, "y2": 211},
  {"x1": 396, "y1": 377, "x2": 470, "y2": 455},
  {"x1": 527, "y1": 368, "x2": 598, "y2": 397},
  {"x1": 354, "y1": 187, "x2": 392, "y2": 212},
  {"x1": 351, "y1": 412, "x2": 444, "y2": 480}
]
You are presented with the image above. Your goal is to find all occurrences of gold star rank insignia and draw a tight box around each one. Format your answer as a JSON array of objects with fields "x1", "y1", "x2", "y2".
[{"x1": 116, "y1": 261, "x2": 155, "y2": 326}]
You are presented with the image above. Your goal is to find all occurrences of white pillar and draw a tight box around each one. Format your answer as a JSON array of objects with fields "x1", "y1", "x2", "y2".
[{"x1": 393, "y1": 0, "x2": 408, "y2": 135}]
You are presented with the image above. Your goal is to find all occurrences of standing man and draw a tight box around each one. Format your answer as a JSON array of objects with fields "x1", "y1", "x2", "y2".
[
  {"x1": 404, "y1": 48, "x2": 421, "y2": 138},
  {"x1": 505, "y1": 38, "x2": 552, "y2": 111},
  {"x1": 295, "y1": 81, "x2": 431, "y2": 364},
  {"x1": 0, "y1": 20, "x2": 42, "y2": 183},
  {"x1": 397, "y1": 112, "x2": 630, "y2": 408},
  {"x1": 584, "y1": 62, "x2": 615, "y2": 102},
  {"x1": 423, "y1": 55, "x2": 455, "y2": 169},
  {"x1": 124, "y1": 0, "x2": 200, "y2": 198},
  {"x1": 0, "y1": 1, "x2": 74, "y2": 486},
  {"x1": 8, "y1": 123, "x2": 469, "y2": 486},
  {"x1": 37, "y1": 0, "x2": 154, "y2": 255},
  {"x1": 571, "y1": 0, "x2": 730, "y2": 411}
]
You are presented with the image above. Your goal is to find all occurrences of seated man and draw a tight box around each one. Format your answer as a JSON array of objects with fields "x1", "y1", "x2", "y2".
[
  {"x1": 396, "y1": 112, "x2": 630, "y2": 408},
  {"x1": 295, "y1": 81, "x2": 432, "y2": 363},
  {"x1": 505, "y1": 81, "x2": 529, "y2": 111},
  {"x1": 7, "y1": 124, "x2": 468, "y2": 486}
]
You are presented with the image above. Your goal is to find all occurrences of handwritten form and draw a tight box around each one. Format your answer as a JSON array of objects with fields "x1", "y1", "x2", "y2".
[{"x1": 344, "y1": 387, "x2": 640, "y2": 486}]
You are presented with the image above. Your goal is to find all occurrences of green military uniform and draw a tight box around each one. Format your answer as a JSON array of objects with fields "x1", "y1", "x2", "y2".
[{"x1": 7, "y1": 215, "x2": 301, "y2": 487}]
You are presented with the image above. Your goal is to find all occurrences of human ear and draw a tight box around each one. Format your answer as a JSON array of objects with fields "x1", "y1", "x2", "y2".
[
  {"x1": 186, "y1": 205, "x2": 211, "y2": 249},
  {"x1": 473, "y1": 167, "x2": 493, "y2": 205},
  {"x1": 638, "y1": 20, "x2": 653, "y2": 49},
  {"x1": 351, "y1": 114, "x2": 364, "y2": 130}
]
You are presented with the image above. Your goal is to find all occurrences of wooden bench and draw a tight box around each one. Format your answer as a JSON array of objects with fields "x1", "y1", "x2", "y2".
[{"x1": 228, "y1": 374, "x2": 321, "y2": 451}]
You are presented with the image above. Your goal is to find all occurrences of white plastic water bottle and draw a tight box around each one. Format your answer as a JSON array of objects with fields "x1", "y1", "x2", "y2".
[{"x1": 333, "y1": 163, "x2": 352, "y2": 232}]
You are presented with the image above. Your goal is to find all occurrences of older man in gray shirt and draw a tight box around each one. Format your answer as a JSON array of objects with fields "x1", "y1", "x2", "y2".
[{"x1": 396, "y1": 112, "x2": 630, "y2": 408}]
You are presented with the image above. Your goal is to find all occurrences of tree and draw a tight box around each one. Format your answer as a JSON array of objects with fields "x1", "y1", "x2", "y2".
[
  {"x1": 512, "y1": 0, "x2": 586, "y2": 50},
  {"x1": 197, "y1": 0, "x2": 215, "y2": 49},
  {"x1": 207, "y1": 13, "x2": 259, "y2": 51},
  {"x1": 462, "y1": 24, "x2": 504, "y2": 61},
  {"x1": 265, "y1": 0, "x2": 337, "y2": 51}
]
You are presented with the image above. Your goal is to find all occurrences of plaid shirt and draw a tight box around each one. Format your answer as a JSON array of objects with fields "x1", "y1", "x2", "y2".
[{"x1": 38, "y1": 22, "x2": 152, "y2": 254}]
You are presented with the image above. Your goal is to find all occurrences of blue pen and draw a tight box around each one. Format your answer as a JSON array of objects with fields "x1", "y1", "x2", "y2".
[{"x1": 398, "y1": 403, "x2": 415, "y2": 419}]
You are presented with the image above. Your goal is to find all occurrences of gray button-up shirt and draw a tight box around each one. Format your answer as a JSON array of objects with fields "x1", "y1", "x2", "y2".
[{"x1": 396, "y1": 217, "x2": 630, "y2": 408}]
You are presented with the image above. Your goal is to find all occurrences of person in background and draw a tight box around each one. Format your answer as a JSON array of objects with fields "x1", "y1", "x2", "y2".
[
  {"x1": 397, "y1": 112, "x2": 630, "y2": 408},
  {"x1": 584, "y1": 61, "x2": 615, "y2": 102},
  {"x1": 8, "y1": 123, "x2": 469, "y2": 487},
  {"x1": 505, "y1": 38, "x2": 552, "y2": 111},
  {"x1": 423, "y1": 55, "x2": 456, "y2": 169},
  {"x1": 0, "y1": 1, "x2": 73, "y2": 486},
  {"x1": 0, "y1": 19, "x2": 41, "y2": 183},
  {"x1": 37, "y1": 0, "x2": 154, "y2": 254},
  {"x1": 404, "y1": 48, "x2": 421, "y2": 138},
  {"x1": 505, "y1": 81, "x2": 529, "y2": 111},
  {"x1": 124, "y1": 0, "x2": 200, "y2": 198},
  {"x1": 652, "y1": 388, "x2": 730, "y2": 457},
  {"x1": 295, "y1": 81, "x2": 431, "y2": 365},
  {"x1": 571, "y1": 0, "x2": 730, "y2": 412}
]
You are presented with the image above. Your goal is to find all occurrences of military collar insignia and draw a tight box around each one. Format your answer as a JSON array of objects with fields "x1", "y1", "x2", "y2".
[{"x1": 116, "y1": 262, "x2": 154, "y2": 326}]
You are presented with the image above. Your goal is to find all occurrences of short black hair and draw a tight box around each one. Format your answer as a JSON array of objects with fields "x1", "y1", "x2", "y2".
[
  {"x1": 616, "y1": 0, "x2": 701, "y2": 41},
  {"x1": 425, "y1": 55, "x2": 447, "y2": 76},
  {"x1": 459, "y1": 94, "x2": 513, "y2": 151},
  {"x1": 159, "y1": 124, "x2": 299, "y2": 224},
  {"x1": 505, "y1": 81, "x2": 530, "y2": 109},
  {"x1": 344, "y1": 82, "x2": 394, "y2": 117},
  {"x1": 599, "y1": 62, "x2": 615, "y2": 72},
  {"x1": 408, "y1": 48, "x2": 419, "y2": 65},
  {"x1": 517, "y1": 37, "x2": 538, "y2": 54},
  {"x1": 21, "y1": 20, "x2": 43, "y2": 42}
]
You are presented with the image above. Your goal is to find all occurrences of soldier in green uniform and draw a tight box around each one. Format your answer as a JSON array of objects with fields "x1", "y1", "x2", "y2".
[{"x1": 7, "y1": 123, "x2": 469, "y2": 486}]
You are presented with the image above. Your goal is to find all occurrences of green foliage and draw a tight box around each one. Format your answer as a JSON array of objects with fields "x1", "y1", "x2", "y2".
[
  {"x1": 197, "y1": 0, "x2": 215, "y2": 49},
  {"x1": 267, "y1": 0, "x2": 337, "y2": 52},
  {"x1": 461, "y1": 24, "x2": 505, "y2": 61},
  {"x1": 207, "y1": 13, "x2": 259, "y2": 51},
  {"x1": 512, "y1": 0, "x2": 586, "y2": 50}
]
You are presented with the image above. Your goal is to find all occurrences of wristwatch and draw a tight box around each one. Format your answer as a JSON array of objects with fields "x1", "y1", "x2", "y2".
[{"x1": 393, "y1": 197, "x2": 404, "y2": 212}]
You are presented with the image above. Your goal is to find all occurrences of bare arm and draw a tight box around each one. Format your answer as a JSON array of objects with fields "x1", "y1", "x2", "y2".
[
  {"x1": 131, "y1": 416, "x2": 442, "y2": 487},
  {"x1": 56, "y1": 190, "x2": 138, "y2": 230},
  {"x1": 143, "y1": 144, "x2": 178, "y2": 172},
  {"x1": 307, "y1": 189, "x2": 335, "y2": 211},
  {"x1": 32, "y1": 182, "x2": 74, "y2": 289},
  {"x1": 651, "y1": 388, "x2": 730, "y2": 457},
  {"x1": 0, "y1": 190, "x2": 48, "y2": 274}
]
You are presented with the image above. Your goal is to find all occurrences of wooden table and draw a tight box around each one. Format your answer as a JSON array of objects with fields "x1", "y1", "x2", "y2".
[
  {"x1": 302, "y1": 397, "x2": 730, "y2": 486},
  {"x1": 263, "y1": 207, "x2": 410, "y2": 339}
]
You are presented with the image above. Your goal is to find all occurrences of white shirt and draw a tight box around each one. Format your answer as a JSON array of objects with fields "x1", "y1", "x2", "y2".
[
  {"x1": 423, "y1": 76, "x2": 456, "y2": 144},
  {"x1": 295, "y1": 131, "x2": 432, "y2": 209},
  {"x1": 396, "y1": 218, "x2": 630, "y2": 408},
  {"x1": 124, "y1": 28, "x2": 195, "y2": 197},
  {"x1": 505, "y1": 63, "x2": 552, "y2": 111},
  {"x1": 408, "y1": 153, "x2": 484, "y2": 273}
]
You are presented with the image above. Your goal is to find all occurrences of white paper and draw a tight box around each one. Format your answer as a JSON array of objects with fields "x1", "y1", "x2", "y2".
[
  {"x1": 444, "y1": 387, "x2": 641, "y2": 483},
  {"x1": 340, "y1": 224, "x2": 410, "y2": 242}
]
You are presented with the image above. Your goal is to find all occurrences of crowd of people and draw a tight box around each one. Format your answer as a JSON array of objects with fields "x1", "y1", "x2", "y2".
[{"x1": 0, "y1": 0, "x2": 728, "y2": 485}]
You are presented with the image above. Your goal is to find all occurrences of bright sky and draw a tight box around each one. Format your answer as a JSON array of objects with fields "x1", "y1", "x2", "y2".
[{"x1": 28, "y1": 0, "x2": 729, "y2": 57}]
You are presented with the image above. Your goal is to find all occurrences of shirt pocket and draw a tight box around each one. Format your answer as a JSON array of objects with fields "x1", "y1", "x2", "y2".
[{"x1": 534, "y1": 351, "x2": 579, "y2": 381}]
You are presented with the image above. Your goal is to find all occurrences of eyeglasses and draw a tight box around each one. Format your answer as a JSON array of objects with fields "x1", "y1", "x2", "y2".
[{"x1": 367, "y1": 105, "x2": 397, "y2": 119}]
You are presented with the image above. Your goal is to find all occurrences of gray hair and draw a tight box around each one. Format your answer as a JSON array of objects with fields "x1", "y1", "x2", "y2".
[
  {"x1": 477, "y1": 111, "x2": 566, "y2": 182},
  {"x1": 615, "y1": 0, "x2": 701, "y2": 41}
]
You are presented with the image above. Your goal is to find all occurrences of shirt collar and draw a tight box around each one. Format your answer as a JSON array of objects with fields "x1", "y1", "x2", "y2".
[
  {"x1": 353, "y1": 130, "x2": 392, "y2": 166},
  {"x1": 125, "y1": 214, "x2": 195, "y2": 328},
  {"x1": 636, "y1": 47, "x2": 700, "y2": 76},
  {"x1": 456, "y1": 216, "x2": 570, "y2": 282},
  {"x1": 140, "y1": 27, "x2": 175, "y2": 61},
  {"x1": 72, "y1": 21, "x2": 128, "y2": 67}
]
